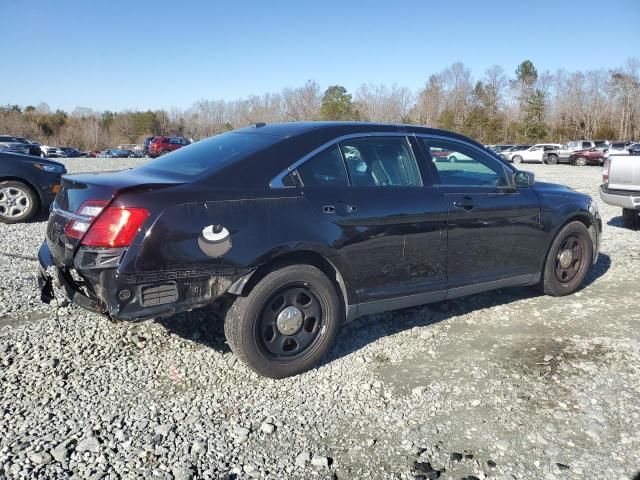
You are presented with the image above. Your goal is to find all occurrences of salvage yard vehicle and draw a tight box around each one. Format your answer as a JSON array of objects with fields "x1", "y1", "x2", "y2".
[
  {"x1": 37, "y1": 122, "x2": 602, "y2": 378},
  {"x1": 149, "y1": 136, "x2": 192, "y2": 157},
  {"x1": 600, "y1": 154, "x2": 640, "y2": 228},
  {"x1": 507, "y1": 144, "x2": 562, "y2": 164},
  {"x1": 543, "y1": 140, "x2": 595, "y2": 164},
  {"x1": 0, "y1": 151, "x2": 65, "y2": 223},
  {"x1": 569, "y1": 147, "x2": 606, "y2": 166}
]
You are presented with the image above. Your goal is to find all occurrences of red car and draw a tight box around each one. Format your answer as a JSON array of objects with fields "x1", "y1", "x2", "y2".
[
  {"x1": 569, "y1": 148, "x2": 605, "y2": 166},
  {"x1": 149, "y1": 136, "x2": 191, "y2": 158}
]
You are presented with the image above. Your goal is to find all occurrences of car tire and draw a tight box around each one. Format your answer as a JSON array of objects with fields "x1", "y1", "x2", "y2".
[
  {"x1": 512, "y1": 155, "x2": 523, "y2": 164},
  {"x1": 622, "y1": 208, "x2": 639, "y2": 229},
  {"x1": 0, "y1": 180, "x2": 39, "y2": 224},
  {"x1": 224, "y1": 264, "x2": 342, "y2": 378},
  {"x1": 448, "y1": 155, "x2": 457, "y2": 162},
  {"x1": 575, "y1": 156, "x2": 588, "y2": 166},
  {"x1": 539, "y1": 221, "x2": 593, "y2": 297},
  {"x1": 547, "y1": 154, "x2": 559, "y2": 165}
]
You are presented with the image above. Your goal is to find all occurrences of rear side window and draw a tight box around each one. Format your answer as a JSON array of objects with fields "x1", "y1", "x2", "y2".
[
  {"x1": 296, "y1": 145, "x2": 348, "y2": 187},
  {"x1": 138, "y1": 132, "x2": 280, "y2": 178},
  {"x1": 339, "y1": 137, "x2": 422, "y2": 187},
  {"x1": 419, "y1": 138, "x2": 508, "y2": 187},
  {"x1": 582, "y1": 142, "x2": 592, "y2": 149}
]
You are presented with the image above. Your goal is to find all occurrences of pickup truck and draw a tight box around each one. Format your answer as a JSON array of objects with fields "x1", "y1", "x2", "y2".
[
  {"x1": 600, "y1": 155, "x2": 640, "y2": 228},
  {"x1": 544, "y1": 140, "x2": 596, "y2": 164}
]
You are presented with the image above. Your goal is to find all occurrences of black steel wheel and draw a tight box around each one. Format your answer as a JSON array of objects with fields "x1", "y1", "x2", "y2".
[
  {"x1": 539, "y1": 221, "x2": 593, "y2": 296},
  {"x1": 224, "y1": 264, "x2": 341, "y2": 378}
]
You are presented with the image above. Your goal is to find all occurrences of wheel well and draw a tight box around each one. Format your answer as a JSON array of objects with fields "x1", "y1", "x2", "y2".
[
  {"x1": 0, "y1": 176, "x2": 42, "y2": 207},
  {"x1": 238, "y1": 251, "x2": 352, "y2": 314},
  {"x1": 541, "y1": 213, "x2": 595, "y2": 271}
]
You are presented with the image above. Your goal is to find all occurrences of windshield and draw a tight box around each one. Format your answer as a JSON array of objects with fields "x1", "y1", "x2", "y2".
[{"x1": 137, "y1": 131, "x2": 282, "y2": 178}]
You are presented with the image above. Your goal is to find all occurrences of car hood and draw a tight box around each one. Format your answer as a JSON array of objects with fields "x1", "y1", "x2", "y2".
[{"x1": 1, "y1": 153, "x2": 64, "y2": 169}]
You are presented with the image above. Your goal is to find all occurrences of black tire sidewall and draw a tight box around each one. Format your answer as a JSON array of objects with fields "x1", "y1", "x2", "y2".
[
  {"x1": 548, "y1": 155, "x2": 558, "y2": 164},
  {"x1": 0, "y1": 180, "x2": 38, "y2": 224},
  {"x1": 542, "y1": 221, "x2": 593, "y2": 296},
  {"x1": 225, "y1": 265, "x2": 341, "y2": 378}
]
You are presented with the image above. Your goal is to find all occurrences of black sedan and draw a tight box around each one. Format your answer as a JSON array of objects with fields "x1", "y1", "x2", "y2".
[
  {"x1": 0, "y1": 152, "x2": 66, "y2": 223},
  {"x1": 37, "y1": 122, "x2": 602, "y2": 378}
]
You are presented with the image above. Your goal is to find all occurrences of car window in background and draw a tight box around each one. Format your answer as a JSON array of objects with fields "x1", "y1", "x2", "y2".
[
  {"x1": 339, "y1": 137, "x2": 422, "y2": 187},
  {"x1": 137, "y1": 132, "x2": 281, "y2": 178},
  {"x1": 420, "y1": 138, "x2": 508, "y2": 187},
  {"x1": 582, "y1": 142, "x2": 592, "y2": 149},
  {"x1": 296, "y1": 145, "x2": 348, "y2": 187}
]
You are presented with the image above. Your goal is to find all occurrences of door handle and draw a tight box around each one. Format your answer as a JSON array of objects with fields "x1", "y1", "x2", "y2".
[
  {"x1": 453, "y1": 197, "x2": 474, "y2": 211},
  {"x1": 323, "y1": 205, "x2": 336, "y2": 214}
]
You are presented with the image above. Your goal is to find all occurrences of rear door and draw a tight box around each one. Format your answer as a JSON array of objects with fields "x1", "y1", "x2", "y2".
[
  {"x1": 294, "y1": 135, "x2": 447, "y2": 304},
  {"x1": 416, "y1": 136, "x2": 543, "y2": 289}
]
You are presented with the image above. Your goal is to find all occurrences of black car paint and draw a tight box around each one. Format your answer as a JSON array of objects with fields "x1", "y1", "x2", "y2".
[
  {"x1": 37, "y1": 123, "x2": 601, "y2": 323},
  {"x1": 0, "y1": 152, "x2": 65, "y2": 210}
]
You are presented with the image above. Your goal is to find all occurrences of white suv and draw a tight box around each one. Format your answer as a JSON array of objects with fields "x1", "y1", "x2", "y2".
[{"x1": 507, "y1": 144, "x2": 562, "y2": 164}]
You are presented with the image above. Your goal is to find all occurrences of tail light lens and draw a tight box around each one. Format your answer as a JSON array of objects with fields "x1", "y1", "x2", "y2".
[
  {"x1": 65, "y1": 200, "x2": 149, "y2": 247},
  {"x1": 602, "y1": 158, "x2": 611, "y2": 184},
  {"x1": 65, "y1": 200, "x2": 108, "y2": 239}
]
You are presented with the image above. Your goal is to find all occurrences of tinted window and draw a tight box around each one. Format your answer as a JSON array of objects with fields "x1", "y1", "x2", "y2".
[
  {"x1": 582, "y1": 142, "x2": 592, "y2": 149},
  {"x1": 137, "y1": 132, "x2": 280, "y2": 178},
  {"x1": 169, "y1": 138, "x2": 182, "y2": 144},
  {"x1": 419, "y1": 138, "x2": 508, "y2": 187},
  {"x1": 296, "y1": 145, "x2": 348, "y2": 187},
  {"x1": 339, "y1": 137, "x2": 422, "y2": 187}
]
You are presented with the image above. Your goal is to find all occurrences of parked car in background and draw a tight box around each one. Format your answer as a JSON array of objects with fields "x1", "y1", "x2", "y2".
[
  {"x1": 594, "y1": 140, "x2": 609, "y2": 152},
  {"x1": 491, "y1": 144, "x2": 516, "y2": 153},
  {"x1": 37, "y1": 122, "x2": 601, "y2": 378},
  {"x1": 569, "y1": 147, "x2": 606, "y2": 166},
  {"x1": 498, "y1": 145, "x2": 532, "y2": 160},
  {"x1": 0, "y1": 151, "x2": 66, "y2": 223},
  {"x1": 0, "y1": 135, "x2": 32, "y2": 155},
  {"x1": 40, "y1": 145, "x2": 67, "y2": 158},
  {"x1": 143, "y1": 136, "x2": 156, "y2": 157},
  {"x1": 600, "y1": 154, "x2": 640, "y2": 228},
  {"x1": 607, "y1": 141, "x2": 633, "y2": 155},
  {"x1": 543, "y1": 141, "x2": 595, "y2": 164},
  {"x1": 507, "y1": 144, "x2": 562, "y2": 164},
  {"x1": 149, "y1": 136, "x2": 191, "y2": 157},
  {"x1": 11, "y1": 137, "x2": 43, "y2": 157},
  {"x1": 603, "y1": 143, "x2": 640, "y2": 160},
  {"x1": 60, "y1": 147, "x2": 83, "y2": 158},
  {"x1": 87, "y1": 150, "x2": 101, "y2": 158}
]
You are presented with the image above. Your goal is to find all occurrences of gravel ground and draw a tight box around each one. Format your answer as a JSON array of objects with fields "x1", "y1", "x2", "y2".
[{"x1": 1, "y1": 160, "x2": 639, "y2": 480}]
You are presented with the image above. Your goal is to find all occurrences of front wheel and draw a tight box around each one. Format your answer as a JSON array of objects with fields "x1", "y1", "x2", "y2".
[
  {"x1": 512, "y1": 155, "x2": 523, "y2": 164},
  {"x1": 224, "y1": 264, "x2": 342, "y2": 378},
  {"x1": 539, "y1": 221, "x2": 593, "y2": 296},
  {"x1": 0, "y1": 181, "x2": 39, "y2": 224},
  {"x1": 448, "y1": 155, "x2": 457, "y2": 162},
  {"x1": 575, "y1": 156, "x2": 588, "y2": 166}
]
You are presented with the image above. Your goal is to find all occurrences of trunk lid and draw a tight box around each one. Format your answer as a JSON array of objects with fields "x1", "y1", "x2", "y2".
[
  {"x1": 608, "y1": 155, "x2": 640, "y2": 191},
  {"x1": 46, "y1": 169, "x2": 182, "y2": 266}
]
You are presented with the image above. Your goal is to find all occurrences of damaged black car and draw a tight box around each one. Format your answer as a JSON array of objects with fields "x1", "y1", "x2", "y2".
[{"x1": 38, "y1": 122, "x2": 602, "y2": 378}]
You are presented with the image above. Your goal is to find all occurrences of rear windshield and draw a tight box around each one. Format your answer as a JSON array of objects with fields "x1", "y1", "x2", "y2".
[{"x1": 136, "y1": 132, "x2": 281, "y2": 178}]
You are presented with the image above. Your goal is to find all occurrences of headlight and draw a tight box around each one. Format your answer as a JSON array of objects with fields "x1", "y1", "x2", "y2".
[
  {"x1": 34, "y1": 163, "x2": 63, "y2": 173},
  {"x1": 589, "y1": 199, "x2": 599, "y2": 216}
]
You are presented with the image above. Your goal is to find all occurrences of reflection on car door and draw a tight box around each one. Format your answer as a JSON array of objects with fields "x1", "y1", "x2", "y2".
[{"x1": 417, "y1": 137, "x2": 544, "y2": 292}]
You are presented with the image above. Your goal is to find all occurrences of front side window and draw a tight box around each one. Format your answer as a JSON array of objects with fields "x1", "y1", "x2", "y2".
[
  {"x1": 295, "y1": 145, "x2": 348, "y2": 187},
  {"x1": 339, "y1": 137, "x2": 422, "y2": 187},
  {"x1": 582, "y1": 141, "x2": 592, "y2": 149},
  {"x1": 419, "y1": 138, "x2": 509, "y2": 187}
]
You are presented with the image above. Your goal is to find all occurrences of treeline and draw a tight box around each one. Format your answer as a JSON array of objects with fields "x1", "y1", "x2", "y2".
[{"x1": 1, "y1": 59, "x2": 639, "y2": 150}]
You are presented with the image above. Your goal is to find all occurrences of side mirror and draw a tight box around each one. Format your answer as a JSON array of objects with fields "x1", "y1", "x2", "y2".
[{"x1": 514, "y1": 170, "x2": 535, "y2": 188}]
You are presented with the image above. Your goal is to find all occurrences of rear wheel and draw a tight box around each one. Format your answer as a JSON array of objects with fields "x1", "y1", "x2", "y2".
[
  {"x1": 547, "y1": 154, "x2": 559, "y2": 165},
  {"x1": 539, "y1": 221, "x2": 592, "y2": 296},
  {"x1": 448, "y1": 155, "x2": 457, "y2": 162},
  {"x1": 0, "y1": 181, "x2": 38, "y2": 224},
  {"x1": 622, "y1": 208, "x2": 639, "y2": 229},
  {"x1": 224, "y1": 264, "x2": 342, "y2": 378},
  {"x1": 512, "y1": 155, "x2": 523, "y2": 164}
]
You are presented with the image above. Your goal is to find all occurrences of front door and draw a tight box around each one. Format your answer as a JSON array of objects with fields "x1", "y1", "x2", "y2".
[{"x1": 416, "y1": 137, "x2": 543, "y2": 289}]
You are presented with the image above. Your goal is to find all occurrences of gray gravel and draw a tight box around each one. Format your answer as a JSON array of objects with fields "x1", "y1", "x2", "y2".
[{"x1": 1, "y1": 162, "x2": 639, "y2": 479}]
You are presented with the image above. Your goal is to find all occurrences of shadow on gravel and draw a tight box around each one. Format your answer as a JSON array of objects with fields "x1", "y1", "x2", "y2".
[
  {"x1": 152, "y1": 254, "x2": 611, "y2": 365},
  {"x1": 323, "y1": 252, "x2": 611, "y2": 366},
  {"x1": 607, "y1": 215, "x2": 639, "y2": 230},
  {"x1": 631, "y1": 472, "x2": 640, "y2": 480}
]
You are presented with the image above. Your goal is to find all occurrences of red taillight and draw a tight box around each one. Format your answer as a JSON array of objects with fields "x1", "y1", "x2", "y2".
[
  {"x1": 81, "y1": 207, "x2": 149, "y2": 247},
  {"x1": 65, "y1": 200, "x2": 108, "y2": 239},
  {"x1": 602, "y1": 158, "x2": 611, "y2": 184}
]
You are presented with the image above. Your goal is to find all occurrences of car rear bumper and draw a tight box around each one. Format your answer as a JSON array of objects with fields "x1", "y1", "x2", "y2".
[
  {"x1": 37, "y1": 241, "x2": 249, "y2": 321},
  {"x1": 599, "y1": 185, "x2": 640, "y2": 209}
]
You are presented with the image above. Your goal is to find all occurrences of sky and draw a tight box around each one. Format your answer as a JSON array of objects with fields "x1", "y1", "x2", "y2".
[{"x1": 2, "y1": 0, "x2": 639, "y2": 112}]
